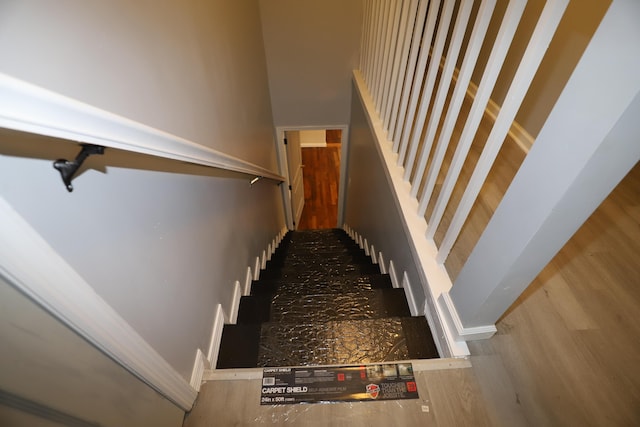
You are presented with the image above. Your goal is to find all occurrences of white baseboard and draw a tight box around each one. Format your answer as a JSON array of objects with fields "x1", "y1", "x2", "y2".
[
  {"x1": 189, "y1": 349, "x2": 209, "y2": 392},
  {"x1": 438, "y1": 292, "x2": 497, "y2": 340},
  {"x1": 206, "y1": 304, "x2": 225, "y2": 368},
  {"x1": 261, "y1": 250, "x2": 267, "y2": 270},
  {"x1": 378, "y1": 252, "x2": 387, "y2": 274},
  {"x1": 253, "y1": 257, "x2": 261, "y2": 281},
  {"x1": 243, "y1": 267, "x2": 253, "y2": 296},
  {"x1": 229, "y1": 281, "x2": 242, "y2": 325},
  {"x1": 300, "y1": 142, "x2": 328, "y2": 148},
  {"x1": 388, "y1": 260, "x2": 400, "y2": 289},
  {"x1": 401, "y1": 272, "x2": 419, "y2": 316},
  {"x1": 370, "y1": 245, "x2": 377, "y2": 264}
]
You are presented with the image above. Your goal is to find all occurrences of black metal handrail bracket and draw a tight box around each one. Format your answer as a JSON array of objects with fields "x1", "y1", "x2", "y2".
[{"x1": 53, "y1": 144, "x2": 105, "y2": 192}]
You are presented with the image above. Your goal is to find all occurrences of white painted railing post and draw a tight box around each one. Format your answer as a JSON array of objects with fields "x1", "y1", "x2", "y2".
[
  {"x1": 417, "y1": 0, "x2": 496, "y2": 215},
  {"x1": 439, "y1": 0, "x2": 640, "y2": 339},
  {"x1": 426, "y1": 0, "x2": 527, "y2": 239},
  {"x1": 436, "y1": 0, "x2": 569, "y2": 262},
  {"x1": 387, "y1": 0, "x2": 418, "y2": 139},
  {"x1": 396, "y1": 0, "x2": 441, "y2": 165},
  {"x1": 402, "y1": 0, "x2": 456, "y2": 182},
  {"x1": 391, "y1": 0, "x2": 428, "y2": 151}
]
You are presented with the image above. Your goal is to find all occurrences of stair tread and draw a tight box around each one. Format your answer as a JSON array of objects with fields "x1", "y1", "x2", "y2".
[
  {"x1": 259, "y1": 264, "x2": 380, "y2": 280},
  {"x1": 237, "y1": 288, "x2": 411, "y2": 324},
  {"x1": 250, "y1": 273, "x2": 393, "y2": 295},
  {"x1": 268, "y1": 252, "x2": 367, "y2": 265},
  {"x1": 216, "y1": 317, "x2": 438, "y2": 368}
]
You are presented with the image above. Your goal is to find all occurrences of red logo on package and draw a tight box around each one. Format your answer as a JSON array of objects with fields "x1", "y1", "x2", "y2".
[
  {"x1": 366, "y1": 383, "x2": 380, "y2": 399},
  {"x1": 337, "y1": 373, "x2": 345, "y2": 382},
  {"x1": 406, "y1": 381, "x2": 417, "y2": 392}
]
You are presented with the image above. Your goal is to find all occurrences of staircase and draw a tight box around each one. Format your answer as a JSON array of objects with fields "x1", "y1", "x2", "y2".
[{"x1": 216, "y1": 229, "x2": 438, "y2": 368}]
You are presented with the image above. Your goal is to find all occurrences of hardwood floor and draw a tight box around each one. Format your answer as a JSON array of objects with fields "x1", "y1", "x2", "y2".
[
  {"x1": 184, "y1": 361, "x2": 495, "y2": 426},
  {"x1": 297, "y1": 143, "x2": 341, "y2": 230},
  {"x1": 469, "y1": 161, "x2": 640, "y2": 426}
]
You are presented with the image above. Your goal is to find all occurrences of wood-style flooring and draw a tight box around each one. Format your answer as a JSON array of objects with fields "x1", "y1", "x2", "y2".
[
  {"x1": 468, "y1": 161, "x2": 640, "y2": 426},
  {"x1": 297, "y1": 143, "x2": 341, "y2": 230},
  {"x1": 184, "y1": 360, "x2": 494, "y2": 426}
]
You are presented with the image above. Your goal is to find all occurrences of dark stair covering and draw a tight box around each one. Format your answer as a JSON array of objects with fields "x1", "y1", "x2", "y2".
[{"x1": 217, "y1": 229, "x2": 439, "y2": 368}]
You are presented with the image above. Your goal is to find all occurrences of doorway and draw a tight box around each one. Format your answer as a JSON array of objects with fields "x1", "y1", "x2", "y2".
[
  {"x1": 276, "y1": 126, "x2": 349, "y2": 231},
  {"x1": 297, "y1": 129, "x2": 342, "y2": 229}
]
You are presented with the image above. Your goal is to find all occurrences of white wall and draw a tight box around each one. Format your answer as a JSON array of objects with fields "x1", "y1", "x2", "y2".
[
  {"x1": 259, "y1": 0, "x2": 363, "y2": 127},
  {"x1": 0, "y1": 0, "x2": 285, "y2": 382},
  {"x1": 0, "y1": 277, "x2": 184, "y2": 427},
  {"x1": 300, "y1": 129, "x2": 328, "y2": 147}
]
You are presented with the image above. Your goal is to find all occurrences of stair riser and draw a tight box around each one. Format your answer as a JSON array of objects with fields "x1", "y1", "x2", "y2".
[
  {"x1": 236, "y1": 289, "x2": 411, "y2": 324},
  {"x1": 250, "y1": 273, "x2": 394, "y2": 296},
  {"x1": 216, "y1": 317, "x2": 438, "y2": 369}
]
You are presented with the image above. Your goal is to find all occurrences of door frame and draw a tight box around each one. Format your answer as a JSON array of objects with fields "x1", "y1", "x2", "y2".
[{"x1": 275, "y1": 125, "x2": 349, "y2": 230}]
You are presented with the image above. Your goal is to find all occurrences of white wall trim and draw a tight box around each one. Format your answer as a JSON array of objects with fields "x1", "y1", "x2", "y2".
[
  {"x1": 253, "y1": 257, "x2": 261, "y2": 281},
  {"x1": 0, "y1": 73, "x2": 285, "y2": 183},
  {"x1": 243, "y1": 267, "x2": 253, "y2": 296},
  {"x1": 370, "y1": 245, "x2": 377, "y2": 263},
  {"x1": 0, "y1": 196, "x2": 197, "y2": 411},
  {"x1": 261, "y1": 250, "x2": 267, "y2": 270},
  {"x1": 206, "y1": 304, "x2": 225, "y2": 369},
  {"x1": 276, "y1": 125, "x2": 350, "y2": 229},
  {"x1": 229, "y1": 281, "x2": 242, "y2": 325},
  {"x1": 205, "y1": 357, "x2": 471, "y2": 381},
  {"x1": 401, "y1": 272, "x2": 419, "y2": 316},
  {"x1": 279, "y1": 226, "x2": 288, "y2": 245},
  {"x1": 189, "y1": 349, "x2": 209, "y2": 392},
  {"x1": 438, "y1": 292, "x2": 497, "y2": 340},
  {"x1": 388, "y1": 260, "x2": 400, "y2": 289},
  {"x1": 299, "y1": 142, "x2": 327, "y2": 148},
  {"x1": 378, "y1": 252, "x2": 387, "y2": 273},
  {"x1": 337, "y1": 126, "x2": 350, "y2": 227}
]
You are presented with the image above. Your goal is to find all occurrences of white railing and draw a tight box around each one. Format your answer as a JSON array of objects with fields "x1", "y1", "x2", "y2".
[
  {"x1": 359, "y1": 0, "x2": 568, "y2": 267},
  {"x1": 0, "y1": 73, "x2": 285, "y2": 185},
  {"x1": 358, "y1": 0, "x2": 571, "y2": 355}
]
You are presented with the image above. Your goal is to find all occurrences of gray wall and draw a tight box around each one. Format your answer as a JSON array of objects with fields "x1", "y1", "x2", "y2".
[
  {"x1": 0, "y1": 277, "x2": 184, "y2": 427},
  {"x1": 259, "y1": 0, "x2": 363, "y2": 127},
  {"x1": 344, "y1": 83, "x2": 427, "y2": 317},
  {"x1": 0, "y1": 0, "x2": 285, "y2": 382}
]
